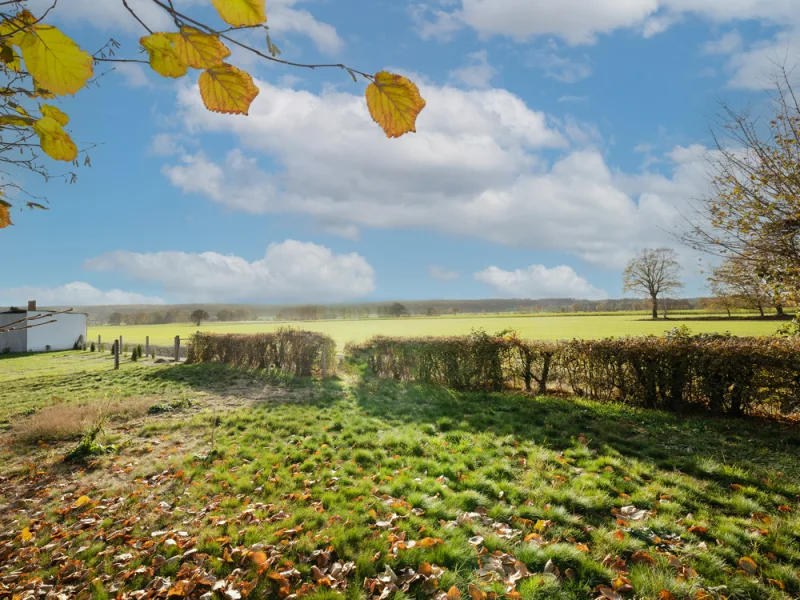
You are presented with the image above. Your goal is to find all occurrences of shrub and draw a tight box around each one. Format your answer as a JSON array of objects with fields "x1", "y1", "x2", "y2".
[
  {"x1": 136, "y1": 344, "x2": 144, "y2": 360},
  {"x1": 90, "y1": 342, "x2": 96, "y2": 352},
  {"x1": 187, "y1": 329, "x2": 335, "y2": 377},
  {"x1": 346, "y1": 332, "x2": 800, "y2": 418}
]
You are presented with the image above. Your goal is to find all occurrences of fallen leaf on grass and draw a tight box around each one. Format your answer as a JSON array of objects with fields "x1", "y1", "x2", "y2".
[{"x1": 737, "y1": 556, "x2": 758, "y2": 575}]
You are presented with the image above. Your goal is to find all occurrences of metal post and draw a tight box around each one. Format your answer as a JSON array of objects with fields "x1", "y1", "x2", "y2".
[
  {"x1": 114, "y1": 341, "x2": 119, "y2": 370},
  {"x1": 321, "y1": 345, "x2": 327, "y2": 379},
  {"x1": 174, "y1": 335, "x2": 180, "y2": 362},
  {"x1": 145, "y1": 336, "x2": 150, "y2": 358}
]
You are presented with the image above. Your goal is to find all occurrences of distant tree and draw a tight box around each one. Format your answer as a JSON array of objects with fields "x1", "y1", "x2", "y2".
[
  {"x1": 108, "y1": 312, "x2": 123, "y2": 326},
  {"x1": 388, "y1": 303, "x2": 409, "y2": 317},
  {"x1": 623, "y1": 248, "x2": 684, "y2": 319},
  {"x1": 426, "y1": 306, "x2": 439, "y2": 317},
  {"x1": 191, "y1": 309, "x2": 210, "y2": 326},
  {"x1": 708, "y1": 257, "x2": 769, "y2": 317},
  {"x1": 217, "y1": 309, "x2": 234, "y2": 322}
]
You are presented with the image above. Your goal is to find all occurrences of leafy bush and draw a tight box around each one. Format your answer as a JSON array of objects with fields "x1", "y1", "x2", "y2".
[
  {"x1": 90, "y1": 342, "x2": 96, "y2": 352},
  {"x1": 347, "y1": 332, "x2": 800, "y2": 417},
  {"x1": 187, "y1": 329, "x2": 335, "y2": 377}
]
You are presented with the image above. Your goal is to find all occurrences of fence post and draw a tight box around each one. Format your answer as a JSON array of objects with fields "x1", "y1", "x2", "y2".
[
  {"x1": 174, "y1": 335, "x2": 180, "y2": 362},
  {"x1": 114, "y1": 341, "x2": 119, "y2": 370},
  {"x1": 145, "y1": 336, "x2": 150, "y2": 358},
  {"x1": 321, "y1": 345, "x2": 327, "y2": 380},
  {"x1": 119, "y1": 336, "x2": 123, "y2": 353},
  {"x1": 97, "y1": 334, "x2": 101, "y2": 347}
]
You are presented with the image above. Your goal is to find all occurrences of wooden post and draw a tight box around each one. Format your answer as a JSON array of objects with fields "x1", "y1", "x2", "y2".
[
  {"x1": 145, "y1": 336, "x2": 150, "y2": 358},
  {"x1": 97, "y1": 334, "x2": 101, "y2": 347},
  {"x1": 119, "y1": 336, "x2": 123, "y2": 353},
  {"x1": 113, "y1": 341, "x2": 119, "y2": 370},
  {"x1": 174, "y1": 335, "x2": 180, "y2": 362},
  {"x1": 321, "y1": 345, "x2": 327, "y2": 380}
]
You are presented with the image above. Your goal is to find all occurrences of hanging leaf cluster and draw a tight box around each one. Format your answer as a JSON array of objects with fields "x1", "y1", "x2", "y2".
[{"x1": 0, "y1": 0, "x2": 427, "y2": 229}]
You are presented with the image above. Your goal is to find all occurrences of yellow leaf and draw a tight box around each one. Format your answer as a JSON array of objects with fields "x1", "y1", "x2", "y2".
[
  {"x1": 365, "y1": 71, "x2": 426, "y2": 138},
  {"x1": 0, "y1": 12, "x2": 33, "y2": 46},
  {"x1": 40, "y1": 104, "x2": 68, "y2": 126},
  {"x1": 168, "y1": 27, "x2": 230, "y2": 69},
  {"x1": 0, "y1": 43, "x2": 21, "y2": 71},
  {"x1": 74, "y1": 495, "x2": 91, "y2": 507},
  {"x1": 20, "y1": 526, "x2": 32, "y2": 541},
  {"x1": 198, "y1": 63, "x2": 259, "y2": 115},
  {"x1": 211, "y1": 0, "x2": 266, "y2": 26},
  {"x1": 33, "y1": 115, "x2": 77, "y2": 161},
  {"x1": 140, "y1": 33, "x2": 187, "y2": 78},
  {"x1": 0, "y1": 114, "x2": 34, "y2": 126},
  {"x1": 20, "y1": 25, "x2": 93, "y2": 95}
]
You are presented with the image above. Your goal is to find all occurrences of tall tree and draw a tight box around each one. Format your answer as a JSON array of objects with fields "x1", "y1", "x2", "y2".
[
  {"x1": 623, "y1": 248, "x2": 684, "y2": 319},
  {"x1": 191, "y1": 309, "x2": 209, "y2": 326},
  {"x1": 681, "y1": 67, "x2": 800, "y2": 304},
  {"x1": 0, "y1": 0, "x2": 426, "y2": 228},
  {"x1": 708, "y1": 257, "x2": 769, "y2": 317}
]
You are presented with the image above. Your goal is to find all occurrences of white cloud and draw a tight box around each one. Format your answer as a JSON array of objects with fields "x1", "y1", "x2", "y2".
[
  {"x1": 161, "y1": 79, "x2": 704, "y2": 268},
  {"x1": 412, "y1": 0, "x2": 800, "y2": 45},
  {"x1": 429, "y1": 266, "x2": 460, "y2": 280},
  {"x1": 724, "y1": 28, "x2": 800, "y2": 89},
  {"x1": 475, "y1": 265, "x2": 608, "y2": 299},
  {"x1": 702, "y1": 30, "x2": 743, "y2": 55},
  {"x1": 149, "y1": 133, "x2": 185, "y2": 157},
  {"x1": 84, "y1": 241, "x2": 375, "y2": 302},
  {"x1": 448, "y1": 50, "x2": 497, "y2": 88},
  {"x1": 33, "y1": 0, "x2": 342, "y2": 55},
  {"x1": 529, "y1": 46, "x2": 593, "y2": 83},
  {"x1": 558, "y1": 95, "x2": 589, "y2": 103},
  {"x1": 0, "y1": 282, "x2": 164, "y2": 307},
  {"x1": 113, "y1": 63, "x2": 154, "y2": 88}
]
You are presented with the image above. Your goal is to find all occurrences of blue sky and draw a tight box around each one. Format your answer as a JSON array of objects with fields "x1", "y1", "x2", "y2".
[{"x1": 1, "y1": 0, "x2": 798, "y2": 305}]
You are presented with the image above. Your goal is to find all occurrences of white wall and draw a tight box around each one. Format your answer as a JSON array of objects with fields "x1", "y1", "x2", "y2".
[{"x1": 26, "y1": 311, "x2": 87, "y2": 352}]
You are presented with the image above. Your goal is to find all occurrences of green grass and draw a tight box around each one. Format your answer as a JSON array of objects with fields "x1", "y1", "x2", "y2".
[
  {"x1": 89, "y1": 312, "x2": 789, "y2": 350},
  {"x1": 1, "y1": 352, "x2": 799, "y2": 600}
]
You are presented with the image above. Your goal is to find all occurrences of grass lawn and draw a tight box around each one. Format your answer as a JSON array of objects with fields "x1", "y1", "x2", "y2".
[
  {"x1": 88, "y1": 313, "x2": 789, "y2": 351},
  {"x1": 1, "y1": 352, "x2": 799, "y2": 600}
]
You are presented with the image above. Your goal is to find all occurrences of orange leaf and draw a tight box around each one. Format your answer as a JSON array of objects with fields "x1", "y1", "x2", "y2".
[
  {"x1": 737, "y1": 556, "x2": 757, "y2": 575},
  {"x1": 631, "y1": 551, "x2": 656, "y2": 566},
  {"x1": 365, "y1": 71, "x2": 426, "y2": 138},
  {"x1": 0, "y1": 204, "x2": 12, "y2": 229},
  {"x1": 658, "y1": 591, "x2": 676, "y2": 600},
  {"x1": 447, "y1": 586, "x2": 462, "y2": 600}
]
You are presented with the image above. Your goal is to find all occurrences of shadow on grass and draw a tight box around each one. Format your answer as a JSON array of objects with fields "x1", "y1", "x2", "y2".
[{"x1": 349, "y1": 372, "x2": 800, "y2": 492}]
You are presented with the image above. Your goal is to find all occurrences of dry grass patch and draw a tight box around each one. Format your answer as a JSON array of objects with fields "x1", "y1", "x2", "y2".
[{"x1": 14, "y1": 397, "x2": 156, "y2": 443}]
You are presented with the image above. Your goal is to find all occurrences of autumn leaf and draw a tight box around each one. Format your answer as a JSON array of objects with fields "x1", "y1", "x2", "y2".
[
  {"x1": 20, "y1": 24, "x2": 93, "y2": 95},
  {"x1": 630, "y1": 551, "x2": 657, "y2": 566},
  {"x1": 0, "y1": 204, "x2": 12, "y2": 229},
  {"x1": 447, "y1": 586, "x2": 461, "y2": 600},
  {"x1": 0, "y1": 114, "x2": 34, "y2": 126},
  {"x1": 20, "y1": 526, "x2": 33, "y2": 541},
  {"x1": 73, "y1": 495, "x2": 91, "y2": 507},
  {"x1": 199, "y1": 63, "x2": 259, "y2": 115},
  {"x1": 212, "y1": 0, "x2": 266, "y2": 26},
  {"x1": 366, "y1": 71, "x2": 426, "y2": 138},
  {"x1": 40, "y1": 104, "x2": 68, "y2": 126},
  {"x1": 140, "y1": 33, "x2": 187, "y2": 78},
  {"x1": 33, "y1": 115, "x2": 77, "y2": 161},
  {"x1": 657, "y1": 591, "x2": 676, "y2": 600},
  {"x1": 0, "y1": 43, "x2": 21, "y2": 71},
  {"x1": 168, "y1": 26, "x2": 230, "y2": 69},
  {"x1": 737, "y1": 556, "x2": 758, "y2": 575}
]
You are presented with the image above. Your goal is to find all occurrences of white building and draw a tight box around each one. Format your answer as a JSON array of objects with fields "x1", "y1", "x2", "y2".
[{"x1": 0, "y1": 301, "x2": 88, "y2": 353}]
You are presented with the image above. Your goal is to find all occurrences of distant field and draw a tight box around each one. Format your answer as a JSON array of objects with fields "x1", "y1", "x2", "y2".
[{"x1": 89, "y1": 312, "x2": 788, "y2": 350}]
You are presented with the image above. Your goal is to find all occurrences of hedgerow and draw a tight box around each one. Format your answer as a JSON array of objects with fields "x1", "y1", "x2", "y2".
[
  {"x1": 346, "y1": 329, "x2": 800, "y2": 417},
  {"x1": 187, "y1": 329, "x2": 335, "y2": 377}
]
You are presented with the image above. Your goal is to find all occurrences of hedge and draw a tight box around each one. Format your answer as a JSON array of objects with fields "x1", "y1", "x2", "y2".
[
  {"x1": 187, "y1": 329, "x2": 335, "y2": 377},
  {"x1": 345, "y1": 330, "x2": 800, "y2": 417}
]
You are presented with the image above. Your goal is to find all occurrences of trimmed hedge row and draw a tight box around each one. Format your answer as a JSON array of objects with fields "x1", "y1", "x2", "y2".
[
  {"x1": 345, "y1": 330, "x2": 800, "y2": 417},
  {"x1": 187, "y1": 329, "x2": 335, "y2": 377}
]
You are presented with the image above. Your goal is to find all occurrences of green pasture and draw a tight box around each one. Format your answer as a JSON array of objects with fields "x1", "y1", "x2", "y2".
[{"x1": 89, "y1": 312, "x2": 788, "y2": 350}]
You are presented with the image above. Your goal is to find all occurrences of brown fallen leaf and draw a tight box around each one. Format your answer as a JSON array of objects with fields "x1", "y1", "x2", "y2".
[{"x1": 737, "y1": 556, "x2": 758, "y2": 575}]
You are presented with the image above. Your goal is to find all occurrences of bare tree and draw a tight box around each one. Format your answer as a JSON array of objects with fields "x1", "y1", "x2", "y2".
[
  {"x1": 0, "y1": 308, "x2": 73, "y2": 334},
  {"x1": 623, "y1": 248, "x2": 684, "y2": 319},
  {"x1": 680, "y1": 65, "x2": 800, "y2": 303}
]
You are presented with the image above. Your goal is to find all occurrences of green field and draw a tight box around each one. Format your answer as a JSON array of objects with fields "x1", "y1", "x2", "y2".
[
  {"x1": 2, "y1": 352, "x2": 799, "y2": 600},
  {"x1": 90, "y1": 313, "x2": 787, "y2": 350}
]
